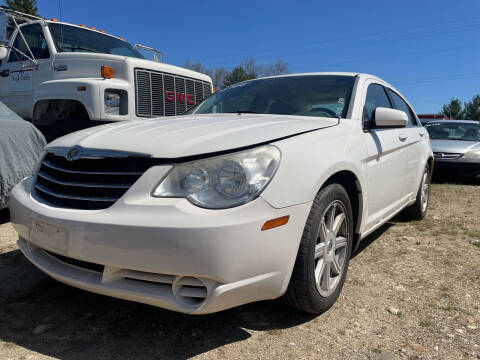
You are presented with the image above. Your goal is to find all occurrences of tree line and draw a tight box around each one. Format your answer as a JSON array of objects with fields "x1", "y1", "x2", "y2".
[
  {"x1": 441, "y1": 95, "x2": 480, "y2": 121},
  {"x1": 183, "y1": 58, "x2": 289, "y2": 89}
]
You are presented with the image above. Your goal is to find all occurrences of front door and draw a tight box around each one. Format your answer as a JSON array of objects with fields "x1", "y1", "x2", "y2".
[
  {"x1": 362, "y1": 83, "x2": 407, "y2": 230},
  {"x1": 0, "y1": 23, "x2": 51, "y2": 120}
]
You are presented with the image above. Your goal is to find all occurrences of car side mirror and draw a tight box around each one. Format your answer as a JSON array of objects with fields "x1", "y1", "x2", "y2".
[{"x1": 374, "y1": 107, "x2": 408, "y2": 128}]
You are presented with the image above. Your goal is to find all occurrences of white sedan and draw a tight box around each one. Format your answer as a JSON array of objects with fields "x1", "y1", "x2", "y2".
[{"x1": 10, "y1": 73, "x2": 433, "y2": 314}]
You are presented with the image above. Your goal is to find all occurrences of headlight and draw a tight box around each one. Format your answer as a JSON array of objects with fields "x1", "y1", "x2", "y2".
[
  {"x1": 105, "y1": 92, "x2": 120, "y2": 107},
  {"x1": 152, "y1": 145, "x2": 281, "y2": 209},
  {"x1": 104, "y1": 89, "x2": 127, "y2": 115},
  {"x1": 464, "y1": 149, "x2": 480, "y2": 160}
]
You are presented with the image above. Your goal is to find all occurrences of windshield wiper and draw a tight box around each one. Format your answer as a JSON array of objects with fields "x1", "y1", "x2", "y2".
[
  {"x1": 60, "y1": 46, "x2": 97, "y2": 53},
  {"x1": 227, "y1": 110, "x2": 259, "y2": 114}
]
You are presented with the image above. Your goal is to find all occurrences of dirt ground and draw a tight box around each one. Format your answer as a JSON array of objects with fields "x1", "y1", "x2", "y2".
[{"x1": 0, "y1": 182, "x2": 479, "y2": 360}]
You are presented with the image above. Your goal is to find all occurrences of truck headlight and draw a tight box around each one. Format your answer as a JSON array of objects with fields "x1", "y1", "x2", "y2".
[
  {"x1": 464, "y1": 149, "x2": 480, "y2": 160},
  {"x1": 104, "y1": 89, "x2": 127, "y2": 115},
  {"x1": 152, "y1": 145, "x2": 281, "y2": 209}
]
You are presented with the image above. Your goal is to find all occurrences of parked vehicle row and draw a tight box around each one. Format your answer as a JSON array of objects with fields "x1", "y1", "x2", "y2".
[{"x1": 9, "y1": 73, "x2": 434, "y2": 314}]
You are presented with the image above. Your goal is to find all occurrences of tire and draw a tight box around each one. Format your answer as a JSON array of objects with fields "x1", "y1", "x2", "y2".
[
  {"x1": 402, "y1": 163, "x2": 431, "y2": 221},
  {"x1": 283, "y1": 183, "x2": 353, "y2": 314}
]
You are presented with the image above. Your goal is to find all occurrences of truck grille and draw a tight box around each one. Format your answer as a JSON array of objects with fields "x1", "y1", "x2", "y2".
[
  {"x1": 34, "y1": 152, "x2": 163, "y2": 210},
  {"x1": 135, "y1": 69, "x2": 212, "y2": 117}
]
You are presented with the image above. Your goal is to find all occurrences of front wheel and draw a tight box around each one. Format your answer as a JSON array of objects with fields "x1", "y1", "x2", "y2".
[{"x1": 283, "y1": 183, "x2": 353, "y2": 314}]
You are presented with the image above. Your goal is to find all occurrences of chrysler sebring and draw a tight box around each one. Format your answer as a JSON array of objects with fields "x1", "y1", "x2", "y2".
[{"x1": 10, "y1": 73, "x2": 433, "y2": 314}]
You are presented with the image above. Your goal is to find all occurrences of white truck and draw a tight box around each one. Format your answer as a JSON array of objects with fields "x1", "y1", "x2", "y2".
[{"x1": 0, "y1": 9, "x2": 213, "y2": 140}]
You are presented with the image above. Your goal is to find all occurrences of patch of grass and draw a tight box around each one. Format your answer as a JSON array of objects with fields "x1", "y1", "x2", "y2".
[
  {"x1": 420, "y1": 320, "x2": 432, "y2": 328},
  {"x1": 372, "y1": 348, "x2": 382, "y2": 354},
  {"x1": 453, "y1": 306, "x2": 473, "y2": 315},
  {"x1": 441, "y1": 293, "x2": 450, "y2": 299}
]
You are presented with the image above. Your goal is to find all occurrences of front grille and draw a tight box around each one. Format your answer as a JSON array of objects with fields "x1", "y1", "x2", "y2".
[
  {"x1": 34, "y1": 152, "x2": 163, "y2": 210},
  {"x1": 434, "y1": 152, "x2": 462, "y2": 159},
  {"x1": 135, "y1": 69, "x2": 212, "y2": 117}
]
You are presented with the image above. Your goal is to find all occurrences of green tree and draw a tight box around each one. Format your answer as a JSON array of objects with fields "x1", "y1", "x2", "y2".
[
  {"x1": 183, "y1": 58, "x2": 289, "y2": 89},
  {"x1": 463, "y1": 95, "x2": 480, "y2": 121},
  {"x1": 441, "y1": 98, "x2": 464, "y2": 119},
  {"x1": 5, "y1": 0, "x2": 39, "y2": 16},
  {"x1": 222, "y1": 66, "x2": 256, "y2": 88}
]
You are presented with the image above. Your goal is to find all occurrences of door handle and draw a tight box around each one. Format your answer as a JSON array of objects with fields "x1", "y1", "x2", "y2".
[{"x1": 398, "y1": 132, "x2": 408, "y2": 141}]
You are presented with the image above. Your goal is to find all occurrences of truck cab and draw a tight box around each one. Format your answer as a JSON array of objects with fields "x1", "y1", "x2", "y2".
[{"x1": 0, "y1": 13, "x2": 213, "y2": 140}]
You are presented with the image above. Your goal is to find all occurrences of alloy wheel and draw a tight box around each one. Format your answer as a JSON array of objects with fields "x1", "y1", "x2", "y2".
[{"x1": 314, "y1": 200, "x2": 349, "y2": 297}]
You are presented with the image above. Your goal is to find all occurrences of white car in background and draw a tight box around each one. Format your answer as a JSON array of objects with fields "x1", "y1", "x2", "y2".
[{"x1": 10, "y1": 73, "x2": 433, "y2": 314}]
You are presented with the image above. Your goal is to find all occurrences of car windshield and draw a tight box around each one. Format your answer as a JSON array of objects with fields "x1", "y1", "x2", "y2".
[
  {"x1": 49, "y1": 23, "x2": 144, "y2": 59},
  {"x1": 185, "y1": 75, "x2": 355, "y2": 119},
  {"x1": 426, "y1": 122, "x2": 480, "y2": 141}
]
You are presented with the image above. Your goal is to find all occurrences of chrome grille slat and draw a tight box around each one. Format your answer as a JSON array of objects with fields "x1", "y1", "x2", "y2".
[
  {"x1": 35, "y1": 184, "x2": 118, "y2": 202},
  {"x1": 135, "y1": 68, "x2": 211, "y2": 117},
  {"x1": 41, "y1": 160, "x2": 143, "y2": 175},
  {"x1": 37, "y1": 171, "x2": 131, "y2": 189}
]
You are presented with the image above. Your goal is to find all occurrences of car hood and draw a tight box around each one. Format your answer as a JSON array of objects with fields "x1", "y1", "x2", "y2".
[
  {"x1": 430, "y1": 139, "x2": 480, "y2": 154},
  {"x1": 48, "y1": 114, "x2": 337, "y2": 158}
]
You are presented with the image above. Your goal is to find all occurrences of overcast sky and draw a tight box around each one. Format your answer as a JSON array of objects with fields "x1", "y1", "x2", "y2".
[{"x1": 6, "y1": 0, "x2": 480, "y2": 114}]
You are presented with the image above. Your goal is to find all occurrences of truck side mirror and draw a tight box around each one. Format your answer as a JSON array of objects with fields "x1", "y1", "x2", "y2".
[
  {"x1": 0, "y1": 45, "x2": 7, "y2": 60},
  {"x1": 374, "y1": 107, "x2": 408, "y2": 128}
]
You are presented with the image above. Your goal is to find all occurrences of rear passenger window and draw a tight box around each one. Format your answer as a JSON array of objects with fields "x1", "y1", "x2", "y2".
[
  {"x1": 363, "y1": 84, "x2": 391, "y2": 128},
  {"x1": 387, "y1": 89, "x2": 419, "y2": 127}
]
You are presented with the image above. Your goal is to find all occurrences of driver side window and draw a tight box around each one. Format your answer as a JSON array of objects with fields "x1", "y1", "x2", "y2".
[
  {"x1": 8, "y1": 24, "x2": 49, "y2": 62},
  {"x1": 363, "y1": 84, "x2": 391, "y2": 128}
]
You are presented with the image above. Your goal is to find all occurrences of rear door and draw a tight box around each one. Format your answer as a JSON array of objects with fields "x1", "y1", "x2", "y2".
[
  {"x1": 362, "y1": 83, "x2": 407, "y2": 230},
  {"x1": 386, "y1": 89, "x2": 424, "y2": 199}
]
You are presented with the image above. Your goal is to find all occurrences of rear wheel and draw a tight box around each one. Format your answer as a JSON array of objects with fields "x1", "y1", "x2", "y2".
[
  {"x1": 284, "y1": 183, "x2": 353, "y2": 314},
  {"x1": 403, "y1": 163, "x2": 430, "y2": 220}
]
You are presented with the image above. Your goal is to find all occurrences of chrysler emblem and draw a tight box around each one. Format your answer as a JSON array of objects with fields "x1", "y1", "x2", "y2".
[{"x1": 66, "y1": 147, "x2": 80, "y2": 161}]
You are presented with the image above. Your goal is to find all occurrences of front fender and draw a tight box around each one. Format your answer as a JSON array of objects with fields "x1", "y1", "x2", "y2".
[{"x1": 33, "y1": 78, "x2": 130, "y2": 121}]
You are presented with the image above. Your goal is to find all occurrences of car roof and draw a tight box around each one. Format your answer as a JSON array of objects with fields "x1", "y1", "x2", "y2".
[{"x1": 256, "y1": 72, "x2": 379, "y2": 80}]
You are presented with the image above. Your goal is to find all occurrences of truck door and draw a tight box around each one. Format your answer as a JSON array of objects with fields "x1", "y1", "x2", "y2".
[
  {"x1": 0, "y1": 23, "x2": 51, "y2": 120},
  {"x1": 362, "y1": 83, "x2": 407, "y2": 230}
]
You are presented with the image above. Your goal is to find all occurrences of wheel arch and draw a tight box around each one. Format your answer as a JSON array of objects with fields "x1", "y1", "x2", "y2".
[
  {"x1": 32, "y1": 99, "x2": 91, "y2": 127},
  {"x1": 321, "y1": 170, "x2": 364, "y2": 250}
]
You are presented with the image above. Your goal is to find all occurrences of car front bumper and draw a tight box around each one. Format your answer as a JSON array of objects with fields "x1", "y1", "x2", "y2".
[
  {"x1": 10, "y1": 174, "x2": 311, "y2": 314},
  {"x1": 433, "y1": 158, "x2": 480, "y2": 179}
]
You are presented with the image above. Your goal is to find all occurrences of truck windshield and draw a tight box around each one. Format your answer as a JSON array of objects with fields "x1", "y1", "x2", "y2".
[
  {"x1": 185, "y1": 75, "x2": 355, "y2": 118},
  {"x1": 49, "y1": 23, "x2": 144, "y2": 59}
]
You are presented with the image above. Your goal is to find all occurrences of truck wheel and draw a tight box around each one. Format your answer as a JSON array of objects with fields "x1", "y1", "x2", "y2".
[
  {"x1": 284, "y1": 183, "x2": 353, "y2": 314},
  {"x1": 402, "y1": 163, "x2": 431, "y2": 220}
]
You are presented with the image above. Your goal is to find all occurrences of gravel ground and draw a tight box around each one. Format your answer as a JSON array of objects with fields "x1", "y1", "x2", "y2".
[{"x1": 0, "y1": 183, "x2": 479, "y2": 360}]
